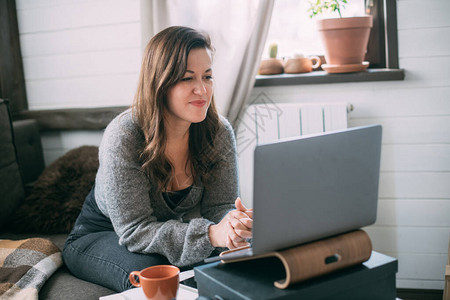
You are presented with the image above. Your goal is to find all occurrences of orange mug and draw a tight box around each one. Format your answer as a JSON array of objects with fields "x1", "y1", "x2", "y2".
[{"x1": 129, "y1": 265, "x2": 180, "y2": 300}]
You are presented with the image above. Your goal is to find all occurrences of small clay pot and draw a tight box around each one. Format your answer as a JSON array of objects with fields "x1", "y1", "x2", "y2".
[{"x1": 258, "y1": 58, "x2": 284, "y2": 75}]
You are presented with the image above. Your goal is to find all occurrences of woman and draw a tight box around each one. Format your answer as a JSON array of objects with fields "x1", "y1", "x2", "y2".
[{"x1": 63, "y1": 26, "x2": 252, "y2": 292}]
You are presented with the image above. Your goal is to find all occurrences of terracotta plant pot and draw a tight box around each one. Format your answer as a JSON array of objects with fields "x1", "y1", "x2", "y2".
[
  {"x1": 258, "y1": 58, "x2": 284, "y2": 75},
  {"x1": 316, "y1": 16, "x2": 373, "y2": 65}
]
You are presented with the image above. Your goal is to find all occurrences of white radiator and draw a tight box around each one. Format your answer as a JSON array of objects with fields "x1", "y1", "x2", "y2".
[{"x1": 236, "y1": 102, "x2": 351, "y2": 207}]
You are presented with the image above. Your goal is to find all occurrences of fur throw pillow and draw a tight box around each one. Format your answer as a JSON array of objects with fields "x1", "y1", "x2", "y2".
[{"x1": 11, "y1": 146, "x2": 99, "y2": 234}]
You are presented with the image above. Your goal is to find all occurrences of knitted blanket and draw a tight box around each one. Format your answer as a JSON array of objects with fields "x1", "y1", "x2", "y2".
[{"x1": 0, "y1": 238, "x2": 62, "y2": 300}]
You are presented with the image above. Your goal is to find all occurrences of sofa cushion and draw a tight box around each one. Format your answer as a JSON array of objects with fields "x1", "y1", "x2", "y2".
[
  {"x1": 0, "y1": 99, "x2": 25, "y2": 228},
  {"x1": 39, "y1": 267, "x2": 115, "y2": 300},
  {"x1": 13, "y1": 119, "x2": 45, "y2": 186}
]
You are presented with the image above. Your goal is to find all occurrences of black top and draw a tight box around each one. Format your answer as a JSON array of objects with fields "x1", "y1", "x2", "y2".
[{"x1": 162, "y1": 186, "x2": 193, "y2": 210}]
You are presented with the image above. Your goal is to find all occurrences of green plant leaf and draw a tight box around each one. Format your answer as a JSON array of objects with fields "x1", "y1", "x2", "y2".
[{"x1": 308, "y1": 0, "x2": 347, "y2": 18}]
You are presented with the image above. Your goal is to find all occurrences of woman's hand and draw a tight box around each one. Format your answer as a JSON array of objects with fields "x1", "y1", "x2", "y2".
[
  {"x1": 208, "y1": 197, "x2": 253, "y2": 249},
  {"x1": 226, "y1": 198, "x2": 253, "y2": 249}
]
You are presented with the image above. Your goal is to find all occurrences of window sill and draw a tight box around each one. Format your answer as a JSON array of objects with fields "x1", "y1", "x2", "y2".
[{"x1": 254, "y1": 68, "x2": 404, "y2": 87}]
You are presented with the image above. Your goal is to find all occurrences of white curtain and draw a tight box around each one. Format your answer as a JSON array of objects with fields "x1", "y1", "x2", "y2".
[{"x1": 147, "y1": 0, "x2": 275, "y2": 128}]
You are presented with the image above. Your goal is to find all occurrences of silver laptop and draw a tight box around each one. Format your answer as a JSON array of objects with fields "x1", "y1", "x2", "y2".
[{"x1": 204, "y1": 125, "x2": 382, "y2": 263}]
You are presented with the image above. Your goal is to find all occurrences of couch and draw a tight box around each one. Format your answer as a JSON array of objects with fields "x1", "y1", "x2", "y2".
[{"x1": 0, "y1": 99, "x2": 115, "y2": 299}]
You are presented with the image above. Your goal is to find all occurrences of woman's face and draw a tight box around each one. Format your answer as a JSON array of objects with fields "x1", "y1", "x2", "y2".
[{"x1": 165, "y1": 47, "x2": 214, "y2": 127}]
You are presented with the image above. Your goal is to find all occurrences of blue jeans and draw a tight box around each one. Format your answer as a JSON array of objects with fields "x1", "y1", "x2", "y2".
[{"x1": 63, "y1": 188, "x2": 171, "y2": 292}]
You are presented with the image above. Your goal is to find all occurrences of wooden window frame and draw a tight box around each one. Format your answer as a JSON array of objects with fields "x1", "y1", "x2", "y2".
[
  {"x1": 366, "y1": 0, "x2": 399, "y2": 69},
  {"x1": 0, "y1": 0, "x2": 28, "y2": 114}
]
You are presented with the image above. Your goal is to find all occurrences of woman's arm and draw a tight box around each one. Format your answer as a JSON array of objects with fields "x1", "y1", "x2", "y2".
[
  {"x1": 200, "y1": 117, "x2": 239, "y2": 221},
  {"x1": 200, "y1": 116, "x2": 254, "y2": 249},
  {"x1": 95, "y1": 111, "x2": 215, "y2": 267}
]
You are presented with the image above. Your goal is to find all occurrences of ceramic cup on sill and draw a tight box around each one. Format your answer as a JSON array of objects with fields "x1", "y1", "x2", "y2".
[
  {"x1": 284, "y1": 55, "x2": 321, "y2": 74},
  {"x1": 129, "y1": 265, "x2": 180, "y2": 300},
  {"x1": 258, "y1": 58, "x2": 284, "y2": 75}
]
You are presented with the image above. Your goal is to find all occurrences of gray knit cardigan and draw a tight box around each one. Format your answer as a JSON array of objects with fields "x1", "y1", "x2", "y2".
[{"x1": 94, "y1": 109, "x2": 239, "y2": 267}]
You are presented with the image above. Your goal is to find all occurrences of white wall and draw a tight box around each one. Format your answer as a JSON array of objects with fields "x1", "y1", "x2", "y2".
[
  {"x1": 16, "y1": 0, "x2": 450, "y2": 290},
  {"x1": 16, "y1": 0, "x2": 142, "y2": 110},
  {"x1": 15, "y1": 0, "x2": 143, "y2": 164}
]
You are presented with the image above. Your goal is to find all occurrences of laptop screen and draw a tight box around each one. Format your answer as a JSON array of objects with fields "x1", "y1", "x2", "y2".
[{"x1": 252, "y1": 125, "x2": 382, "y2": 254}]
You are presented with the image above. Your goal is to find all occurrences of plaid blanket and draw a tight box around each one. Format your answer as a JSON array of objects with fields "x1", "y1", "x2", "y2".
[{"x1": 0, "y1": 238, "x2": 62, "y2": 300}]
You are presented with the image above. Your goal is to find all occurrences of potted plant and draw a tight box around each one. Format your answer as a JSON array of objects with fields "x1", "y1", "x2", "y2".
[
  {"x1": 258, "y1": 43, "x2": 284, "y2": 75},
  {"x1": 308, "y1": 0, "x2": 372, "y2": 73}
]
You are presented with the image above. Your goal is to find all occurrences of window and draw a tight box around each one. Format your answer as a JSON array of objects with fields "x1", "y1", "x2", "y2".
[
  {"x1": 256, "y1": 0, "x2": 402, "y2": 86},
  {"x1": 263, "y1": 0, "x2": 366, "y2": 60}
]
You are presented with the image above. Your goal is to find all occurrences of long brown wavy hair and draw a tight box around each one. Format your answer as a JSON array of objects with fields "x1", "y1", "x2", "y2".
[{"x1": 132, "y1": 26, "x2": 221, "y2": 192}]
